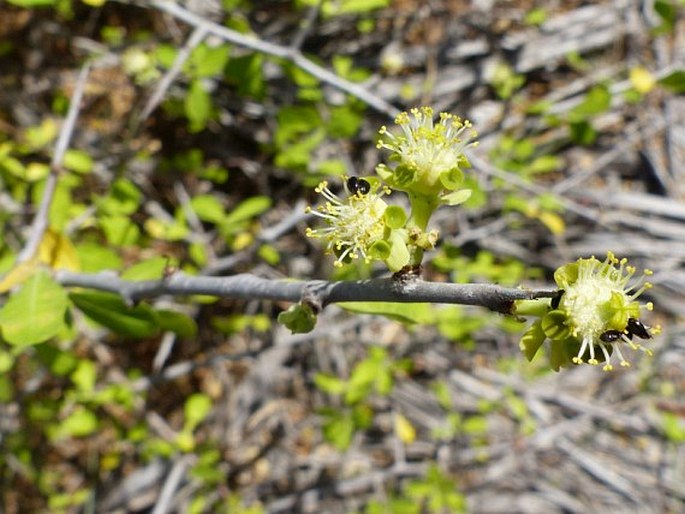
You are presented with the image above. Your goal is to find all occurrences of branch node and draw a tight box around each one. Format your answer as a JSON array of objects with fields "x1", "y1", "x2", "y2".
[
  {"x1": 301, "y1": 283, "x2": 323, "y2": 314},
  {"x1": 392, "y1": 264, "x2": 423, "y2": 282}
]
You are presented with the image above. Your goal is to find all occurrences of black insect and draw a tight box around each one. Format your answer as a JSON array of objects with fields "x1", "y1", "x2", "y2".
[
  {"x1": 550, "y1": 289, "x2": 564, "y2": 310},
  {"x1": 600, "y1": 330, "x2": 624, "y2": 343},
  {"x1": 626, "y1": 317, "x2": 651, "y2": 340},
  {"x1": 346, "y1": 176, "x2": 370, "y2": 196}
]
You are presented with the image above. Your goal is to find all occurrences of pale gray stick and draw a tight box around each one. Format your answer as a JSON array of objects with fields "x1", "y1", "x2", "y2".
[
  {"x1": 17, "y1": 64, "x2": 90, "y2": 263},
  {"x1": 151, "y1": 455, "x2": 194, "y2": 514},
  {"x1": 139, "y1": 25, "x2": 208, "y2": 122}
]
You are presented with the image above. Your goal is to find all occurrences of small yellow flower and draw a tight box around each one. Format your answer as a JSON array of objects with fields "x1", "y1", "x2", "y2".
[
  {"x1": 554, "y1": 252, "x2": 658, "y2": 371},
  {"x1": 305, "y1": 178, "x2": 389, "y2": 267}
]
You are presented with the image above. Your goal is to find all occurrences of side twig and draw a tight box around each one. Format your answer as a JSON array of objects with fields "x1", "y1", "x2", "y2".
[
  {"x1": 149, "y1": 0, "x2": 401, "y2": 118},
  {"x1": 139, "y1": 25, "x2": 208, "y2": 122}
]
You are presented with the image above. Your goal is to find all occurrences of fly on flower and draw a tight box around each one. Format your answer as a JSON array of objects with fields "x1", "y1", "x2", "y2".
[
  {"x1": 346, "y1": 176, "x2": 371, "y2": 196},
  {"x1": 626, "y1": 317, "x2": 652, "y2": 340}
]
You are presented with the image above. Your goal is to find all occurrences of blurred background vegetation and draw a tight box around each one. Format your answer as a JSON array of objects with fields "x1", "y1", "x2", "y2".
[{"x1": 0, "y1": 0, "x2": 684, "y2": 512}]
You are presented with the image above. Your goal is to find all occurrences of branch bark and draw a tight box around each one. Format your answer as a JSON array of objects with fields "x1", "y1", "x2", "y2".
[{"x1": 55, "y1": 270, "x2": 556, "y2": 314}]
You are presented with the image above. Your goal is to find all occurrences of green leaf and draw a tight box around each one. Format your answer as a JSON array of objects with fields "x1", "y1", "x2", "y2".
[
  {"x1": 351, "y1": 403, "x2": 374, "y2": 429},
  {"x1": 569, "y1": 85, "x2": 611, "y2": 120},
  {"x1": 190, "y1": 194, "x2": 225, "y2": 224},
  {"x1": 526, "y1": 155, "x2": 562, "y2": 174},
  {"x1": 157, "y1": 309, "x2": 198, "y2": 337},
  {"x1": 339, "y1": 302, "x2": 435, "y2": 324},
  {"x1": 519, "y1": 319, "x2": 546, "y2": 361},
  {"x1": 189, "y1": 242, "x2": 208, "y2": 267},
  {"x1": 346, "y1": 362, "x2": 379, "y2": 404},
  {"x1": 653, "y1": 0, "x2": 677, "y2": 33},
  {"x1": 211, "y1": 313, "x2": 271, "y2": 334},
  {"x1": 222, "y1": 196, "x2": 272, "y2": 227},
  {"x1": 7, "y1": 0, "x2": 56, "y2": 6},
  {"x1": 524, "y1": 7, "x2": 547, "y2": 26},
  {"x1": 225, "y1": 53, "x2": 266, "y2": 98},
  {"x1": 317, "y1": 159, "x2": 346, "y2": 178},
  {"x1": 549, "y1": 337, "x2": 576, "y2": 371},
  {"x1": 45, "y1": 179, "x2": 76, "y2": 232},
  {"x1": 185, "y1": 79, "x2": 212, "y2": 132},
  {"x1": 569, "y1": 120, "x2": 597, "y2": 146},
  {"x1": 189, "y1": 43, "x2": 230, "y2": 78},
  {"x1": 0, "y1": 271, "x2": 68, "y2": 347},
  {"x1": 0, "y1": 350, "x2": 14, "y2": 374},
  {"x1": 436, "y1": 307, "x2": 485, "y2": 342},
  {"x1": 277, "y1": 303, "x2": 317, "y2": 333},
  {"x1": 63, "y1": 149, "x2": 93, "y2": 174},
  {"x1": 121, "y1": 256, "x2": 169, "y2": 280},
  {"x1": 71, "y1": 359, "x2": 97, "y2": 393},
  {"x1": 56, "y1": 407, "x2": 99, "y2": 438},
  {"x1": 100, "y1": 215, "x2": 140, "y2": 246},
  {"x1": 24, "y1": 118, "x2": 58, "y2": 150},
  {"x1": 337, "y1": 0, "x2": 389, "y2": 15},
  {"x1": 326, "y1": 105, "x2": 363, "y2": 138},
  {"x1": 0, "y1": 154, "x2": 25, "y2": 178},
  {"x1": 24, "y1": 162, "x2": 50, "y2": 182},
  {"x1": 36, "y1": 343, "x2": 78, "y2": 376},
  {"x1": 658, "y1": 70, "x2": 685, "y2": 93},
  {"x1": 70, "y1": 291, "x2": 159, "y2": 338},
  {"x1": 76, "y1": 243, "x2": 123, "y2": 272},
  {"x1": 440, "y1": 188, "x2": 472, "y2": 206},
  {"x1": 320, "y1": 408, "x2": 355, "y2": 450},
  {"x1": 661, "y1": 412, "x2": 685, "y2": 443},
  {"x1": 258, "y1": 244, "x2": 281, "y2": 265},
  {"x1": 0, "y1": 375, "x2": 14, "y2": 403},
  {"x1": 156, "y1": 44, "x2": 178, "y2": 69},
  {"x1": 184, "y1": 393, "x2": 213, "y2": 431},
  {"x1": 332, "y1": 55, "x2": 370, "y2": 82},
  {"x1": 314, "y1": 373, "x2": 347, "y2": 395},
  {"x1": 99, "y1": 178, "x2": 142, "y2": 215},
  {"x1": 274, "y1": 129, "x2": 326, "y2": 170},
  {"x1": 275, "y1": 105, "x2": 321, "y2": 144}
]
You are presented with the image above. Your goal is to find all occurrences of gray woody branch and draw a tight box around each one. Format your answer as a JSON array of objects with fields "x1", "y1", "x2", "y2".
[{"x1": 55, "y1": 270, "x2": 556, "y2": 314}]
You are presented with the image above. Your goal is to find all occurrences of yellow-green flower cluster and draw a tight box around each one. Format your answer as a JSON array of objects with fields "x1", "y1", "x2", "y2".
[
  {"x1": 306, "y1": 107, "x2": 479, "y2": 271},
  {"x1": 305, "y1": 179, "x2": 390, "y2": 268},
  {"x1": 376, "y1": 106, "x2": 478, "y2": 199},
  {"x1": 521, "y1": 252, "x2": 659, "y2": 371}
]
